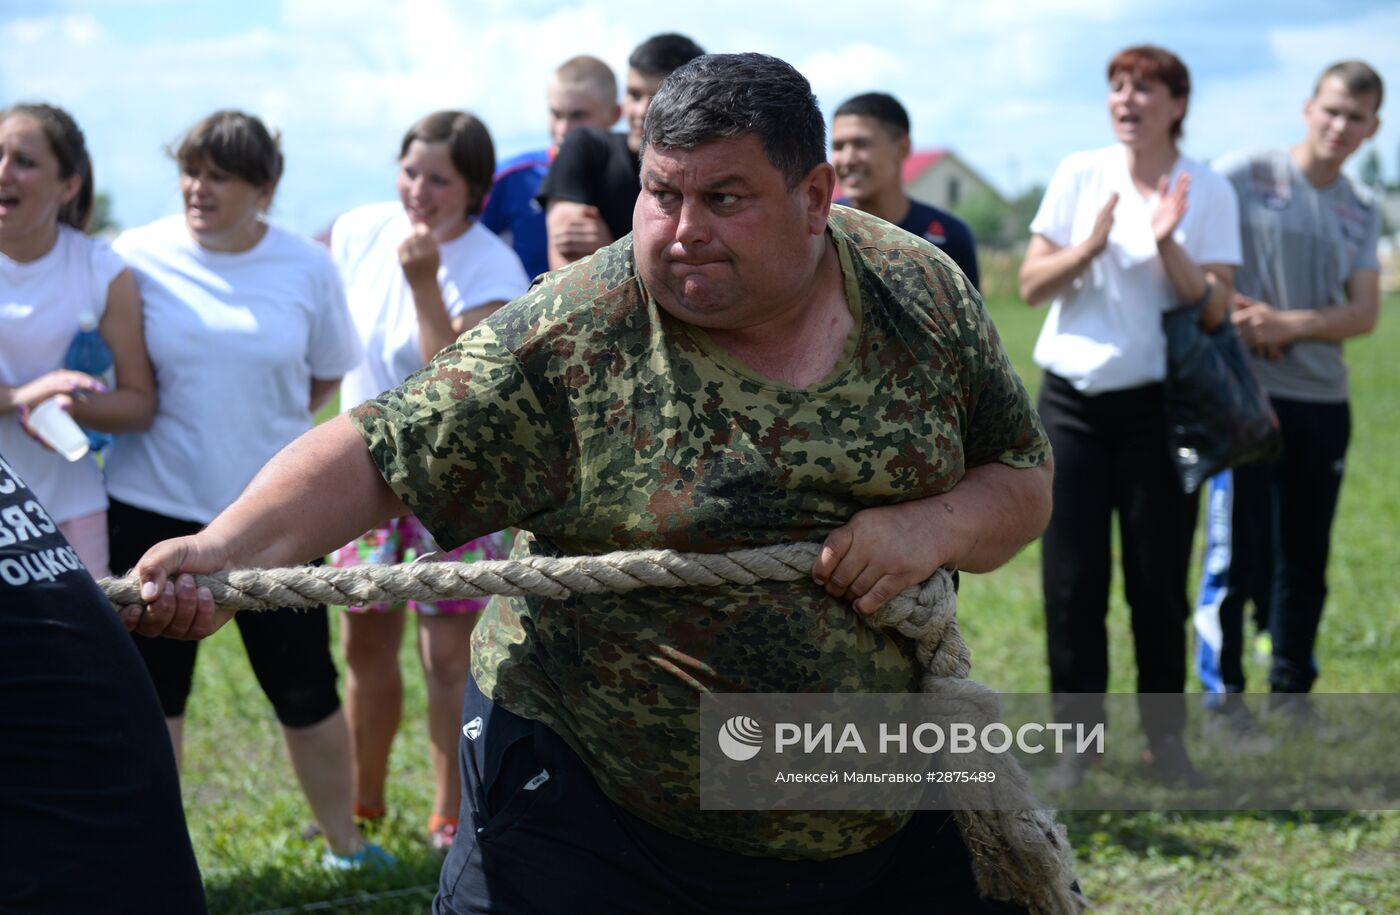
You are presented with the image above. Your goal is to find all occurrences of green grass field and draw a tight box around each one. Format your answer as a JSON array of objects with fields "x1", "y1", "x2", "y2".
[{"x1": 181, "y1": 290, "x2": 1399, "y2": 914}]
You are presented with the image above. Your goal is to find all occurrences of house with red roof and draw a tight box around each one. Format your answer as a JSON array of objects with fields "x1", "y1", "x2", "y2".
[
  {"x1": 832, "y1": 148, "x2": 1006, "y2": 213},
  {"x1": 901, "y1": 148, "x2": 1007, "y2": 212}
]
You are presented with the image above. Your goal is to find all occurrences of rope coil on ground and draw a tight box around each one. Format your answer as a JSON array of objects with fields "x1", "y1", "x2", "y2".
[{"x1": 99, "y1": 541, "x2": 1083, "y2": 914}]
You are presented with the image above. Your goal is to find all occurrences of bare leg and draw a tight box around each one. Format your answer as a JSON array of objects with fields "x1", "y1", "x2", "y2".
[
  {"x1": 281, "y1": 709, "x2": 366, "y2": 855},
  {"x1": 341, "y1": 611, "x2": 406, "y2": 813},
  {"x1": 417, "y1": 613, "x2": 478, "y2": 820},
  {"x1": 58, "y1": 511, "x2": 110, "y2": 579}
]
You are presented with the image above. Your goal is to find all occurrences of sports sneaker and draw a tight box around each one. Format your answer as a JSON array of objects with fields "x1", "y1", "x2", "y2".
[
  {"x1": 1044, "y1": 749, "x2": 1104, "y2": 792},
  {"x1": 320, "y1": 842, "x2": 396, "y2": 872},
  {"x1": 1143, "y1": 734, "x2": 1211, "y2": 789},
  {"x1": 429, "y1": 820, "x2": 458, "y2": 854},
  {"x1": 1202, "y1": 699, "x2": 1275, "y2": 754},
  {"x1": 310, "y1": 803, "x2": 387, "y2": 841},
  {"x1": 1269, "y1": 693, "x2": 1349, "y2": 745}
]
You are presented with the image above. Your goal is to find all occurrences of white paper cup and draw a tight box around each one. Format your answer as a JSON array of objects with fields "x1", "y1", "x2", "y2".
[{"x1": 28, "y1": 398, "x2": 90, "y2": 462}]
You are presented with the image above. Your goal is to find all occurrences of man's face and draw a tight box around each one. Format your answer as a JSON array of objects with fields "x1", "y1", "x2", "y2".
[
  {"x1": 623, "y1": 68, "x2": 667, "y2": 153},
  {"x1": 1303, "y1": 76, "x2": 1380, "y2": 168},
  {"x1": 831, "y1": 114, "x2": 909, "y2": 205},
  {"x1": 634, "y1": 133, "x2": 833, "y2": 331},
  {"x1": 546, "y1": 79, "x2": 620, "y2": 150}
]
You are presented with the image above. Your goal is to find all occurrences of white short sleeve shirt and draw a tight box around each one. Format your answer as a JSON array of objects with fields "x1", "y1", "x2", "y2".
[
  {"x1": 331, "y1": 202, "x2": 529, "y2": 410},
  {"x1": 1029, "y1": 145, "x2": 1242, "y2": 393},
  {"x1": 0, "y1": 226, "x2": 127, "y2": 523},
  {"x1": 105, "y1": 217, "x2": 363, "y2": 523}
]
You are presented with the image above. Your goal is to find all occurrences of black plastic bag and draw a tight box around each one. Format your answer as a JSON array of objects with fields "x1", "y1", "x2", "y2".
[{"x1": 1162, "y1": 305, "x2": 1282, "y2": 494}]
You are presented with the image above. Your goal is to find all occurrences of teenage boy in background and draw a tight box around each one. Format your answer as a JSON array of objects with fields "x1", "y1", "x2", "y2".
[
  {"x1": 481, "y1": 55, "x2": 621, "y2": 279},
  {"x1": 1195, "y1": 61, "x2": 1383, "y2": 732}
]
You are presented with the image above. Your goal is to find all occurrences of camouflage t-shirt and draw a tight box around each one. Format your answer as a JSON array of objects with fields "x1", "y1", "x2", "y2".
[{"x1": 350, "y1": 204, "x2": 1048, "y2": 858}]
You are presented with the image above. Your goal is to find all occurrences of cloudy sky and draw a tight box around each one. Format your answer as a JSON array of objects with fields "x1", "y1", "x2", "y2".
[{"x1": 2, "y1": 0, "x2": 1396, "y2": 236}]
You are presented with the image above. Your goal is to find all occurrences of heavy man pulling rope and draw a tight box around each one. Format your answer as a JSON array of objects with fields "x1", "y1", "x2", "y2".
[{"x1": 119, "y1": 54, "x2": 1083, "y2": 914}]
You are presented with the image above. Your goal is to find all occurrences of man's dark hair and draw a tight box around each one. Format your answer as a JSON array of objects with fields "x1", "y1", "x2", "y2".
[
  {"x1": 1315, "y1": 60, "x2": 1384, "y2": 112},
  {"x1": 833, "y1": 93, "x2": 910, "y2": 139},
  {"x1": 641, "y1": 53, "x2": 826, "y2": 191},
  {"x1": 628, "y1": 33, "x2": 706, "y2": 77}
]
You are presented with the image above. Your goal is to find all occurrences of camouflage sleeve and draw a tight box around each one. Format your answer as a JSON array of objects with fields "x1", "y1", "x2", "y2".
[
  {"x1": 954, "y1": 290, "x2": 1050, "y2": 470},
  {"x1": 348, "y1": 322, "x2": 577, "y2": 549}
]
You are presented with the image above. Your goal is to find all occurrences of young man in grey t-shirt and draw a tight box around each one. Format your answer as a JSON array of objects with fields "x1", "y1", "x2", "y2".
[{"x1": 1194, "y1": 61, "x2": 1383, "y2": 728}]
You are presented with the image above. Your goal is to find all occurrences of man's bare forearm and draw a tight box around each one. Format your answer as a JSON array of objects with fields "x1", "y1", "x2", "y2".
[
  {"x1": 811, "y1": 457, "x2": 1054, "y2": 614},
  {"x1": 1236, "y1": 270, "x2": 1380, "y2": 351},
  {"x1": 1283, "y1": 270, "x2": 1380, "y2": 343},
  {"x1": 208, "y1": 415, "x2": 408, "y2": 568},
  {"x1": 922, "y1": 459, "x2": 1054, "y2": 574}
]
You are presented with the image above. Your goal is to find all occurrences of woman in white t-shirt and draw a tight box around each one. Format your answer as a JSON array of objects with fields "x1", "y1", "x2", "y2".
[
  {"x1": 329, "y1": 111, "x2": 528, "y2": 852},
  {"x1": 104, "y1": 110, "x2": 388, "y2": 869},
  {"x1": 1019, "y1": 46, "x2": 1242, "y2": 787},
  {"x1": 0, "y1": 104, "x2": 155, "y2": 577}
]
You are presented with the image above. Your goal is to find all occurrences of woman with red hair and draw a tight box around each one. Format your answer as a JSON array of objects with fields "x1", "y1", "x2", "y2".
[{"x1": 1019, "y1": 46, "x2": 1242, "y2": 787}]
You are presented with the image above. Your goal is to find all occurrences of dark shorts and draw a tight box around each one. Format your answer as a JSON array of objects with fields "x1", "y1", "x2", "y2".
[
  {"x1": 435, "y1": 678, "x2": 1032, "y2": 915},
  {"x1": 110, "y1": 498, "x2": 341, "y2": 727}
]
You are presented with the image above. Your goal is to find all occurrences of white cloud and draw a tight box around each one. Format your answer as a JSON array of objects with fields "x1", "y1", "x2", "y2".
[
  {"x1": 3, "y1": 1, "x2": 1394, "y2": 234},
  {"x1": 1268, "y1": 4, "x2": 1400, "y2": 74},
  {"x1": 797, "y1": 44, "x2": 905, "y2": 97}
]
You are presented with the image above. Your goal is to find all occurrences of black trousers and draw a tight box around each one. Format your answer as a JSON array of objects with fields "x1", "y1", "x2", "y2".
[
  {"x1": 1195, "y1": 397, "x2": 1351, "y2": 695},
  {"x1": 1264, "y1": 398, "x2": 1350, "y2": 693},
  {"x1": 109, "y1": 499, "x2": 341, "y2": 727},
  {"x1": 435, "y1": 678, "x2": 1033, "y2": 915},
  {"x1": 1038, "y1": 373, "x2": 1197, "y2": 740}
]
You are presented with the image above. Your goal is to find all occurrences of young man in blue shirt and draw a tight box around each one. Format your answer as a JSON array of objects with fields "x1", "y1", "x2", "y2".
[
  {"x1": 480, "y1": 55, "x2": 621, "y2": 280},
  {"x1": 832, "y1": 92, "x2": 980, "y2": 290}
]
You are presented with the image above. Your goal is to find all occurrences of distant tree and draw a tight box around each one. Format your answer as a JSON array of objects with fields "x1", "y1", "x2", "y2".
[
  {"x1": 87, "y1": 191, "x2": 118, "y2": 235},
  {"x1": 1009, "y1": 184, "x2": 1045, "y2": 244},
  {"x1": 955, "y1": 190, "x2": 1013, "y2": 249},
  {"x1": 1359, "y1": 148, "x2": 1383, "y2": 191}
]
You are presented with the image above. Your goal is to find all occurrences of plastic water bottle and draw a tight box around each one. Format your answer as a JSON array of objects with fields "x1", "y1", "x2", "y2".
[{"x1": 63, "y1": 312, "x2": 113, "y2": 452}]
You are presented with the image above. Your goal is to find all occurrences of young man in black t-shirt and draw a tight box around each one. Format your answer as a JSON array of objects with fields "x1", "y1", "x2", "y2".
[
  {"x1": 538, "y1": 32, "x2": 704, "y2": 270},
  {"x1": 831, "y1": 92, "x2": 981, "y2": 290},
  {"x1": 0, "y1": 449, "x2": 206, "y2": 913}
]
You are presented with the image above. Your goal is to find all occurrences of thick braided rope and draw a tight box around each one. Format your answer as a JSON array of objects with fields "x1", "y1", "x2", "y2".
[{"x1": 99, "y1": 542, "x2": 1082, "y2": 914}]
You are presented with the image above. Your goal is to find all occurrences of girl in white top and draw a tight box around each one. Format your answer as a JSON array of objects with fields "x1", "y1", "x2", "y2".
[
  {"x1": 0, "y1": 104, "x2": 155, "y2": 578},
  {"x1": 106, "y1": 110, "x2": 386, "y2": 869},
  {"x1": 329, "y1": 111, "x2": 528, "y2": 851},
  {"x1": 1019, "y1": 46, "x2": 1242, "y2": 787}
]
